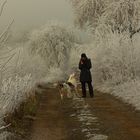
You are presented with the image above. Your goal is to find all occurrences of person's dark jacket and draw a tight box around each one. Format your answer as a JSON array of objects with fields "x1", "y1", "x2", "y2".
[{"x1": 79, "y1": 58, "x2": 92, "y2": 82}]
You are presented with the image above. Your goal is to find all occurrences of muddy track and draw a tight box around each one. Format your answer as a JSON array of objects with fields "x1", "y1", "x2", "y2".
[
  {"x1": 87, "y1": 92, "x2": 140, "y2": 140},
  {"x1": 28, "y1": 86, "x2": 140, "y2": 140}
]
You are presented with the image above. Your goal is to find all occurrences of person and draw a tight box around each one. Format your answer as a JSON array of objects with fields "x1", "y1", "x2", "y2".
[{"x1": 79, "y1": 53, "x2": 94, "y2": 98}]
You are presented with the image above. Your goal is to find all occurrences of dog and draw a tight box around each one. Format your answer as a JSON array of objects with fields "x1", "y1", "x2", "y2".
[{"x1": 58, "y1": 73, "x2": 80, "y2": 100}]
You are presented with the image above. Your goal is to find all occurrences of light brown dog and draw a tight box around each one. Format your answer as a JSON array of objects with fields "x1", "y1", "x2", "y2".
[{"x1": 58, "y1": 73, "x2": 80, "y2": 99}]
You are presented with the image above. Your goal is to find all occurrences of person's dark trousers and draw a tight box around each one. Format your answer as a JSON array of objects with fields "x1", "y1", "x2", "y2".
[
  {"x1": 81, "y1": 82, "x2": 94, "y2": 97},
  {"x1": 87, "y1": 82, "x2": 94, "y2": 97},
  {"x1": 81, "y1": 82, "x2": 86, "y2": 97}
]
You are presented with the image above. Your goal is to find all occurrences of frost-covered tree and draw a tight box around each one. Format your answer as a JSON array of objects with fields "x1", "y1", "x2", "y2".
[
  {"x1": 0, "y1": 1, "x2": 37, "y2": 138},
  {"x1": 70, "y1": 0, "x2": 140, "y2": 110},
  {"x1": 0, "y1": 1, "x2": 14, "y2": 76},
  {"x1": 101, "y1": 0, "x2": 140, "y2": 34},
  {"x1": 70, "y1": 0, "x2": 106, "y2": 29},
  {"x1": 0, "y1": 1, "x2": 14, "y2": 49},
  {"x1": 29, "y1": 23, "x2": 80, "y2": 71},
  {"x1": 70, "y1": 0, "x2": 140, "y2": 35},
  {"x1": 0, "y1": 0, "x2": 15, "y2": 134}
]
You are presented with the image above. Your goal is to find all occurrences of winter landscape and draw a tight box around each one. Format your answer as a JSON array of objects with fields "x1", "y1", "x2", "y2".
[{"x1": 0, "y1": 0, "x2": 140, "y2": 140}]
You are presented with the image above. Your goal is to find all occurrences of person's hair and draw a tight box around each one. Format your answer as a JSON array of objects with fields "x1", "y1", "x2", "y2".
[{"x1": 81, "y1": 53, "x2": 87, "y2": 58}]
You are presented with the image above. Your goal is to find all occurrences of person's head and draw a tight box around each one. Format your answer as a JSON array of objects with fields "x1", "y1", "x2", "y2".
[{"x1": 81, "y1": 53, "x2": 87, "y2": 60}]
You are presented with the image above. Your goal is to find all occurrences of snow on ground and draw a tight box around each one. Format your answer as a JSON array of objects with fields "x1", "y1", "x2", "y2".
[
  {"x1": 113, "y1": 80, "x2": 140, "y2": 110},
  {"x1": 96, "y1": 80, "x2": 140, "y2": 110},
  {"x1": 71, "y1": 97, "x2": 108, "y2": 140}
]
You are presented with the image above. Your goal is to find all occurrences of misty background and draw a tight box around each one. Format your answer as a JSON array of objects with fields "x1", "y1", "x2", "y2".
[
  {"x1": 0, "y1": 0, "x2": 74, "y2": 32},
  {"x1": 1, "y1": 1, "x2": 140, "y2": 139}
]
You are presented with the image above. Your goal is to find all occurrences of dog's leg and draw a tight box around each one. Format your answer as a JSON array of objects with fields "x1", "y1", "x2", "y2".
[
  {"x1": 59, "y1": 89, "x2": 64, "y2": 100},
  {"x1": 75, "y1": 87, "x2": 80, "y2": 98},
  {"x1": 60, "y1": 93, "x2": 63, "y2": 100},
  {"x1": 67, "y1": 86, "x2": 73, "y2": 98}
]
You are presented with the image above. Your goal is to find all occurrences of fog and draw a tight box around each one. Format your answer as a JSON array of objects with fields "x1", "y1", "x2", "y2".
[{"x1": 0, "y1": 0, "x2": 74, "y2": 32}]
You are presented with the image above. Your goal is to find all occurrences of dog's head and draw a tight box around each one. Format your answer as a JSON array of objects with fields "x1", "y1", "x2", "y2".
[
  {"x1": 58, "y1": 83, "x2": 70, "y2": 89},
  {"x1": 58, "y1": 83, "x2": 64, "y2": 89}
]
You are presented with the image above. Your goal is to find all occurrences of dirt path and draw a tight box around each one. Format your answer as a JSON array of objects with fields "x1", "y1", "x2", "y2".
[
  {"x1": 28, "y1": 86, "x2": 140, "y2": 140},
  {"x1": 29, "y1": 87, "x2": 86, "y2": 140},
  {"x1": 87, "y1": 92, "x2": 140, "y2": 140}
]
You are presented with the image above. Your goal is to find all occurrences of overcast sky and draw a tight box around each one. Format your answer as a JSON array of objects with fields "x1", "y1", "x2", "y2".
[{"x1": 0, "y1": 0, "x2": 74, "y2": 32}]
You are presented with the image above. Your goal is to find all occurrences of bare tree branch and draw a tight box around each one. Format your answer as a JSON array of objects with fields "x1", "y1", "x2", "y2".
[
  {"x1": 0, "y1": 52, "x2": 16, "y2": 71},
  {"x1": 0, "y1": 19, "x2": 14, "y2": 48},
  {"x1": 0, "y1": 0, "x2": 7, "y2": 17},
  {"x1": 130, "y1": 28, "x2": 140, "y2": 38},
  {"x1": 0, "y1": 123, "x2": 11, "y2": 130}
]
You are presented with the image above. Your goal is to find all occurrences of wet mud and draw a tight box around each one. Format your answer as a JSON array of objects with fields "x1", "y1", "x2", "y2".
[{"x1": 27, "y1": 86, "x2": 140, "y2": 140}]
